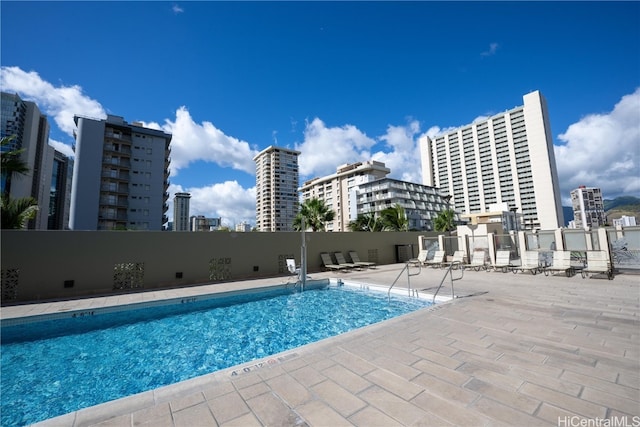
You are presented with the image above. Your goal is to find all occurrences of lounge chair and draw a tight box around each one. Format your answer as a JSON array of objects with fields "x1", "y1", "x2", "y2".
[
  {"x1": 441, "y1": 251, "x2": 465, "y2": 270},
  {"x1": 320, "y1": 252, "x2": 349, "y2": 272},
  {"x1": 334, "y1": 252, "x2": 358, "y2": 270},
  {"x1": 423, "y1": 250, "x2": 446, "y2": 268},
  {"x1": 543, "y1": 251, "x2": 575, "y2": 277},
  {"x1": 466, "y1": 250, "x2": 488, "y2": 271},
  {"x1": 512, "y1": 251, "x2": 542, "y2": 275},
  {"x1": 490, "y1": 250, "x2": 513, "y2": 273},
  {"x1": 348, "y1": 251, "x2": 376, "y2": 269},
  {"x1": 581, "y1": 250, "x2": 614, "y2": 280},
  {"x1": 410, "y1": 249, "x2": 428, "y2": 265},
  {"x1": 286, "y1": 258, "x2": 300, "y2": 278}
]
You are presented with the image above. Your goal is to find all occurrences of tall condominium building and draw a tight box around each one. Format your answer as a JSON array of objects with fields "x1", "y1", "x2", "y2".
[
  {"x1": 1, "y1": 92, "x2": 57, "y2": 229},
  {"x1": 48, "y1": 150, "x2": 73, "y2": 230},
  {"x1": 419, "y1": 90, "x2": 563, "y2": 230},
  {"x1": 570, "y1": 186, "x2": 606, "y2": 229},
  {"x1": 300, "y1": 161, "x2": 391, "y2": 231},
  {"x1": 253, "y1": 146, "x2": 300, "y2": 231},
  {"x1": 70, "y1": 114, "x2": 172, "y2": 230},
  {"x1": 173, "y1": 192, "x2": 191, "y2": 231}
]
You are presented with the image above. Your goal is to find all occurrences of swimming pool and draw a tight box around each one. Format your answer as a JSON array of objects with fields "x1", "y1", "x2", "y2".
[{"x1": 1, "y1": 279, "x2": 434, "y2": 426}]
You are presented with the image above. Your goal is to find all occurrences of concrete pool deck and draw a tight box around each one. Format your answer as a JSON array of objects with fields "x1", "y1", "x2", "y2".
[{"x1": 5, "y1": 263, "x2": 639, "y2": 426}]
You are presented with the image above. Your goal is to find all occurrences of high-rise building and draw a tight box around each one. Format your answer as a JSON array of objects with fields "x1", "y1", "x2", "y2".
[
  {"x1": 1, "y1": 92, "x2": 56, "y2": 229},
  {"x1": 300, "y1": 160, "x2": 454, "y2": 231},
  {"x1": 70, "y1": 114, "x2": 171, "y2": 230},
  {"x1": 173, "y1": 193, "x2": 191, "y2": 231},
  {"x1": 570, "y1": 186, "x2": 606, "y2": 229},
  {"x1": 351, "y1": 177, "x2": 457, "y2": 231},
  {"x1": 419, "y1": 90, "x2": 563, "y2": 230},
  {"x1": 253, "y1": 146, "x2": 300, "y2": 231},
  {"x1": 48, "y1": 150, "x2": 73, "y2": 230},
  {"x1": 190, "y1": 215, "x2": 221, "y2": 232},
  {"x1": 300, "y1": 161, "x2": 390, "y2": 231}
]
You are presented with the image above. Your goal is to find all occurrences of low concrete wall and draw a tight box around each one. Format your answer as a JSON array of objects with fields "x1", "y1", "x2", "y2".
[{"x1": 1, "y1": 230, "x2": 429, "y2": 304}]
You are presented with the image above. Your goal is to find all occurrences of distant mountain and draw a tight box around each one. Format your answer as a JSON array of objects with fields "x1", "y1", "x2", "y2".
[
  {"x1": 603, "y1": 196, "x2": 640, "y2": 211},
  {"x1": 562, "y1": 196, "x2": 640, "y2": 226}
]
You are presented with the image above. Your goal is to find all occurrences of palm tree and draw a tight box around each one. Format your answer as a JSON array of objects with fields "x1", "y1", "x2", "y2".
[
  {"x1": 1, "y1": 135, "x2": 39, "y2": 229},
  {"x1": 348, "y1": 212, "x2": 383, "y2": 232},
  {"x1": 1, "y1": 197, "x2": 39, "y2": 229},
  {"x1": 380, "y1": 203, "x2": 409, "y2": 231},
  {"x1": 293, "y1": 198, "x2": 335, "y2": 232},
  {"x1": 434, "y1": 209, "x2": 456, "y2": 232}
]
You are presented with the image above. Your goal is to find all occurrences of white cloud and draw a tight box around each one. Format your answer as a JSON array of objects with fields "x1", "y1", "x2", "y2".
[
  {"x1": 48, "y1": 139, "x2": 74, "y2": 158},
  {"x1": 555, "y1": 88, "x2": 640, "y2": 202},
  {"x1": 141, "y1": 106, "x2": 258, "y2": 177},
  {"x1": 295, "y1": 117, "x2": 376, "y2": 178},
  {"x1": 372, "y1": 120, "x2": 422, "y2": 183},
  {"x1": 168, "y1": 181, "x2": 256, "y2": 227},
  {"x1": 0, "y1": 66, "x2": 106, "y2": 136},
  {"x1": 172, "y1": 4, "x2": 184, "y2": 14},
  {"x1": 481, "y1": 42, "x2": 499, "y2": 57}
]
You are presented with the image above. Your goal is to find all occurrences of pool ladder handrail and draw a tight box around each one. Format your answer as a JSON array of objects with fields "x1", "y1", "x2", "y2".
[
  {"x1": 388, "y1": 261, "x2": 422, "y2": 301},
  {"x1": 432, "y1": 261, "x2": 464, "y2": 303}
]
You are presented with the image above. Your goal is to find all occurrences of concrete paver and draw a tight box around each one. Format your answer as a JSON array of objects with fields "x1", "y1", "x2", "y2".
[{"x1": 5, "y1": 263, "x2": 637, "y2": 427}]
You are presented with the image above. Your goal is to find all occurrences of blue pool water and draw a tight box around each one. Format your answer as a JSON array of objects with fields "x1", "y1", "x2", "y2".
[{"x1": 1, "y1": 281, "x2": 433, "y2": 426}]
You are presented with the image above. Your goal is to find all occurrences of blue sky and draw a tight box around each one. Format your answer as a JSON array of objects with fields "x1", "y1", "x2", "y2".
[{"x1": 2, "y1": 1, "x2": 639, "y2": 227}]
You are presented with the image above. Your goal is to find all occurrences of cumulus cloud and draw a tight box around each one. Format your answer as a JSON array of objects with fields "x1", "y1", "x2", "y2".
[
  {"x1": 295, "y1": 117, "x2": 376, "y2": 178},
  {"x1": 0, "y1": 66, "x2": 106, "y2": 136},
  {"x1": 372, "y1": 120, "x2": 422, "y2": 183},
  {"x1": 168, "y1": 182, "x2": 256, "y2": 226},
  {"x1": 140, "y1": 106, "x2": 258, "y2": 177},
  {"x1": 555, "y1": 88, "x2": 640, "y2": 202},
  {"x1": 172, "y1": 4, "x2": 184, "y2": 14}
]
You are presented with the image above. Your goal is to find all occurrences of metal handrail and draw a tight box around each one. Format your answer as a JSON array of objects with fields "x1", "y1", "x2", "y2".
[
  {"x1": 388, "y1": 261, "x2": 422, "y2": 301},
  {"x1": 432, "y1": 261, "x2": 464, "y2": 303}
]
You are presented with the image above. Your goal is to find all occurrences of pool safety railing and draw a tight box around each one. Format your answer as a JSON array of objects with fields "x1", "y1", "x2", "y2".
[
  {"x1": 388, "y1": 261, "x2": 422, "y2": 301},
  {"x1": 432, "y1": 261, "x2": 464, "y2": 303}
]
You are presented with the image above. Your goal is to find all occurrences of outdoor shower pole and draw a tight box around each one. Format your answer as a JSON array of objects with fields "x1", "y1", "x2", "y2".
[{"x1": 301, "y1": 217, "x2": 307, "y2": 291}]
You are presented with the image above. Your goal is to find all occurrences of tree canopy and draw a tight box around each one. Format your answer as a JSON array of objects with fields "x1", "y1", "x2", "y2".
[
  {"x1": 293, "y1": 198, "x2": 335, "y2": 232},
  {"x1": 434, "y1": 209, "x2": 456, "y2": 232},
  {"x1": 1, "y1": 135, "x2": 38, "y2": 229}
]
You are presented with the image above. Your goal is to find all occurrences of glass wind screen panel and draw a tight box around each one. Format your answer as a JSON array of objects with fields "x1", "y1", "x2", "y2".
[
  {"x1": 564, "y1": 231, "x2": 587, "y2": 251},
  {"x1": 537, "y1": 231, "x2": 556, "y2": 251}
]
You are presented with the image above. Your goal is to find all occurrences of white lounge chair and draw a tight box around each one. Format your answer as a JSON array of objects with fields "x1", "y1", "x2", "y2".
[
  {"x1": 544, "y1": 251, "x2": 575, "y2": 277},
  {"x1": 490, "y1": 250, "x2": 512, "y2": 273},
  {"x1": 441, "y1": 251, "x2": 465, "y2": 270},
  {"x1": 467, "y1": 250, "x2": 488, "y2": 271},
  {"x1": 348, "y1": 251, "x2": 376, "y2": 269},
  {"x1": 581, "y1": 251, "x2": 613, "y2": 280},
  {"x1": 513, "y1": 251, "x2": 542, "y2": 275},
  {"x1": 286, "y1": 258, "x2": 300, "y2": 277},
  {"x1": 424, "y1": 250, "x2": 446, "y2": 268},
  {"x1": 320, "y1": 252, "x2": 349, "y2": 272}
]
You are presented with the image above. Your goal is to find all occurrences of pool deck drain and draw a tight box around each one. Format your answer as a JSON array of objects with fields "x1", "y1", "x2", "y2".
[{"x1": 5, "y1": 264, "x2": 639, "y2": 426}]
